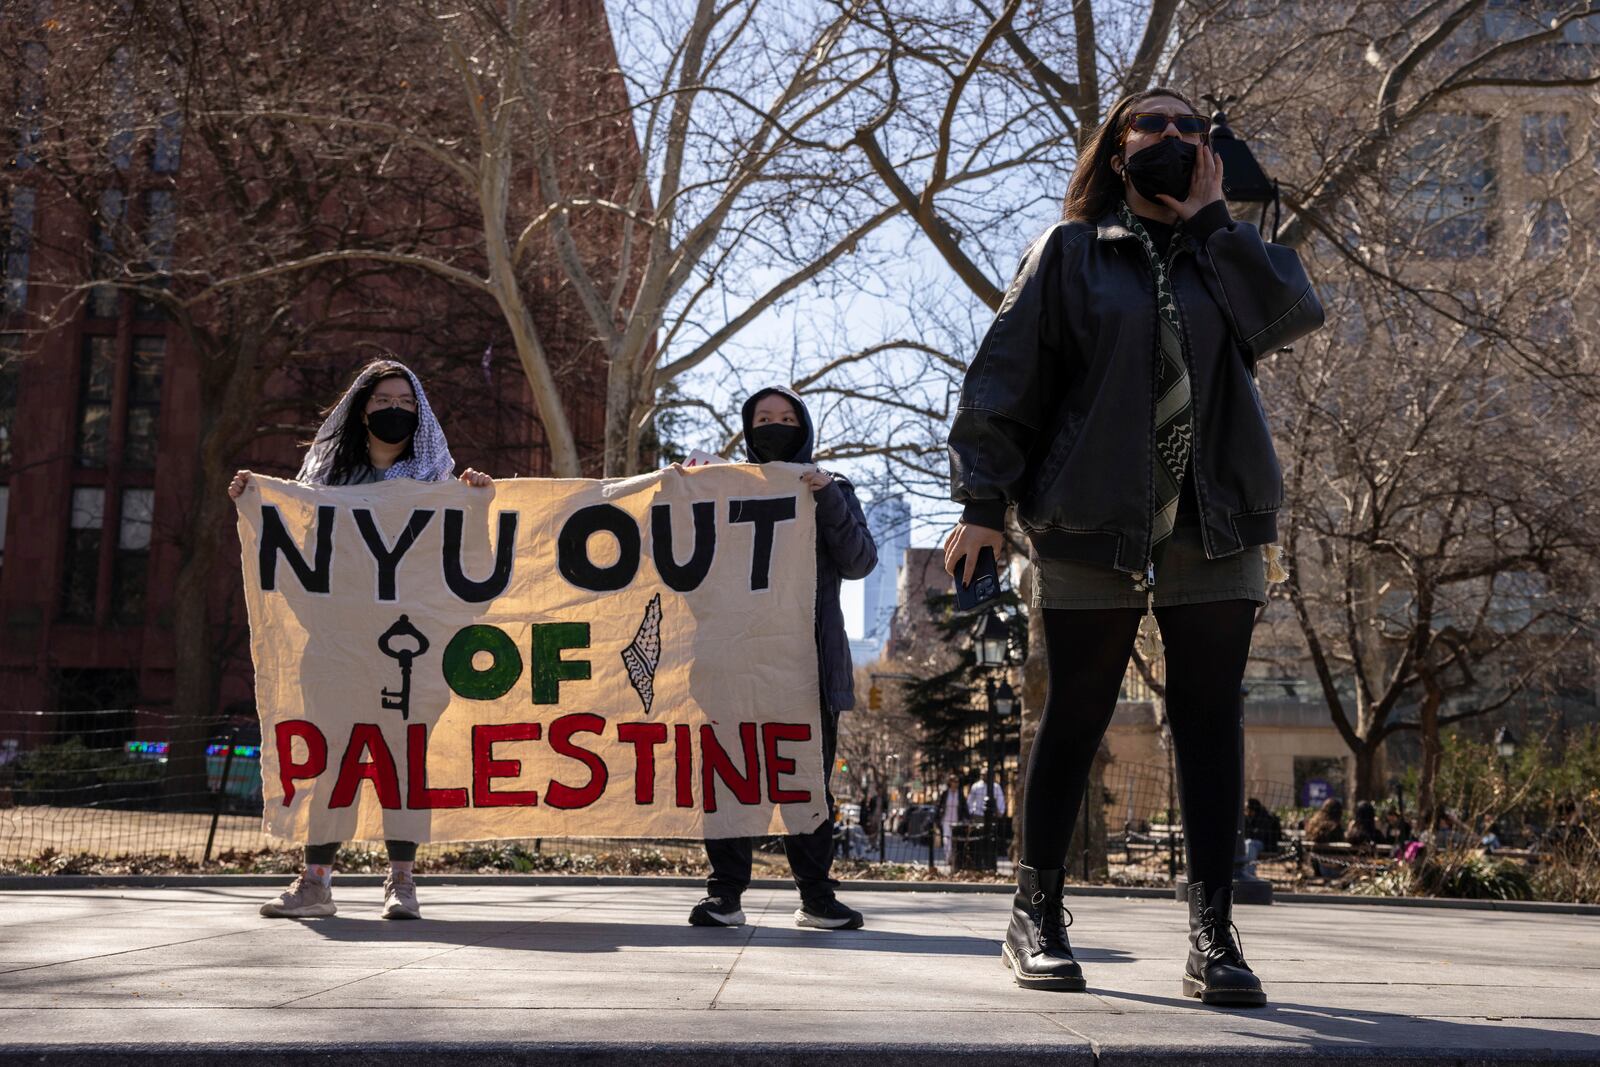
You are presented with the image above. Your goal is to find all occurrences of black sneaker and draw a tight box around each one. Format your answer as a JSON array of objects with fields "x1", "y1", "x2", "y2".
[
  {"x1": 688, "y1": 895, "x2": 745, "y2": 927},
  {"x1": 795, "y1": 896, "x2": 864, "y2": 930}
]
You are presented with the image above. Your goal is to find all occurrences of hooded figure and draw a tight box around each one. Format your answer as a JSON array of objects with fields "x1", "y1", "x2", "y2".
[
  {"x1": 689, "y1": 386, "x2": 877, "y2": 933},
  {"x1": 740, "y1": 385, "x2": 878, "y2": 712},
  {"x1": 243, "y1": 357, "x2": 490, "y2": 926},
  {"x1": 296, "y1": 360, "x2": 456, "y2": 486}
]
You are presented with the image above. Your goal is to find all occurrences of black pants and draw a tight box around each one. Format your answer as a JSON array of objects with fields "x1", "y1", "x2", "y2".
[
  {"x1": 304, "y1": 840, "x2": 416, "y2": 865},
  {"x1": 1022, "y1": 601, "x2": 1255, "y2": 891},
  {"x1": 704, "y1": 707, "x2": 839, "y2": 904}
]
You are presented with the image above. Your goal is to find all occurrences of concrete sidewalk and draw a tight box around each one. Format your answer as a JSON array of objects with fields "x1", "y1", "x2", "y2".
[{"x1": 1, "y1": 882, "x2": 1597, "y2": 1065}]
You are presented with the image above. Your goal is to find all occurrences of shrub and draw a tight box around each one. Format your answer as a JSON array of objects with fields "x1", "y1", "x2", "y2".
[{"x1": 10, "y1": 738, "x2": 163, "y2": 807}]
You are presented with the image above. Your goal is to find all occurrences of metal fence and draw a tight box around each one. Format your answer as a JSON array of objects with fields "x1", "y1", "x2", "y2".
[
  {"x1": 3, "y1": 709, "x2": 1320, "y2": 886},
  {"x1": 1096, "y1": 761, "x2": 1309, "y2": 888},
  {"x1": 0, "y1": 709, "x2": 726, "y2": 872}
]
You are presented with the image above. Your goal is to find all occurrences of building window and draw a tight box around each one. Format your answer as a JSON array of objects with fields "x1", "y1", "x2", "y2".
[
  {"x1": 75, "y1": 334, "x2": 164, "y2": 471},
  {"x1": 125, "y1": 337, "x2": 164, "y2": 468},
  {"x1": 1565, "y1": 15, "x2": 1600, "y2": 44},
  {"x1": 2, "y1": 188, "x2": 36, "y2": 315},
  {"x1": 89, "y1": 190, "x2": 126, "y2": 320},
  {"x1": 76, "y1": 337, "x2": 117, "y2": 468},
  {"x1": 1525, "y1": 199, "x2": 1570, "y2": 258},
  {"x1": 1394, "y1": 113, "x2": 1496, "y2": 258},
  {"x1": 13, "y1": 41, "x2": 45, "y2": 170},
  {"x1": 64, "y1": 324, "x2": 164, "y2": 624},
  {"x1": 113, "y1": 487, "x2": 153, "y2": 625},
  {"x1": 0, "y1": 333, "x2": 18, "y2": 468},
  {"x1": 61, "y1": 488, "x2": 105, "y2": 622},
  {"x1": 1522, "y1": 113, "x2": 1571, "y2": 174},
  {"x1": 108, "y1": 47, "x2": 135, "y2": 172},
  {"x1": 1530, "y1": 298, "x2": 1574, "y2": 359},
  {"x1": 134, "y1": 191, "x2": 176, "y2": 319},
  {"x1": 152, "y1": 105, "x2": 183, "y2": 174}
]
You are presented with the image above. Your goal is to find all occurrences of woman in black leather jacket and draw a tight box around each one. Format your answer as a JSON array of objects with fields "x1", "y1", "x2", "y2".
[{"x1": 943, "y1": 87, "x2": 1323, "y2": 1007}]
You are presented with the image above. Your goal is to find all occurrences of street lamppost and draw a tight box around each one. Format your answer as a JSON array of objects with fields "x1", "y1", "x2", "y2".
[
  {"x1": 1494, "y1": 725, "x2": 1518, "y2": 791},
  {"x1": 1494, "y1": 726, "x2": 1518, "y2": 764},
  {"x1": 1491, "y1": 726, "x2": 1518, "y2": 848},
  {"x1": 974, "y1": 612, "x2": 1012, "y2": 869}
]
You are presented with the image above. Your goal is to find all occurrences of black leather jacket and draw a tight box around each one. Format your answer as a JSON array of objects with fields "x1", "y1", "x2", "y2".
[{"x1": 948, "y1": 202, "x2": 1323, "y2": 577}]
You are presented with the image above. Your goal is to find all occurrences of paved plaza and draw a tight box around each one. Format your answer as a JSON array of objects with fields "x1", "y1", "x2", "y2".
[{"x1": 1, "y1": 880, "x2": 1597, "y2": 1064}]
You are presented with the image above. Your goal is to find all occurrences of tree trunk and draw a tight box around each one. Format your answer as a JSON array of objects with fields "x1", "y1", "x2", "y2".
[
  {"x1": 1415, "y1": 682, "x2": 1444, "y2": 826},
  {"x1": 163, "y1": 353, "x2": 257, "y2": 807},
  {"x1": 602, "y1": 352, "x2": 635, "y2": 478},
  {"x1": 163, "y1": 464, "x2": 232, "y2": 807},
  {"x1": 1352, "y1": 739, "x2": 1383, "y2": 805}
]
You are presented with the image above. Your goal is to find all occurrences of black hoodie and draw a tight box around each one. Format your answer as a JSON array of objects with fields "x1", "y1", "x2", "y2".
[{"x1": 741, "y1": 386, "x2": 878, "y2": 713}]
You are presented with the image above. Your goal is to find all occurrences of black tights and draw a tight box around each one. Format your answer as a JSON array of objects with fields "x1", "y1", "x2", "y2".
[{"x1": 1022, "y1": 601, "x2": 1255, "y2": 890}]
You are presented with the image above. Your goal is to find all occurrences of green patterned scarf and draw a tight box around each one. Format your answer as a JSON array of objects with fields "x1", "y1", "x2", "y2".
[{"x1": 1117, "y1": 199, "x2": 1193, "y2": 590}]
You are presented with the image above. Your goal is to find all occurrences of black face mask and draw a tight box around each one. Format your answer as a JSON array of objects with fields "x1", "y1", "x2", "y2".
[
  {"x1": 1121, "y1": 139, "x2": 1198, "y2": 204},
  {"x1": 366, "y1": 407, "x2": 418, "y2": 445},
  {"x1": 748, "y1": 422, "x2": 806, "y2": 463}
]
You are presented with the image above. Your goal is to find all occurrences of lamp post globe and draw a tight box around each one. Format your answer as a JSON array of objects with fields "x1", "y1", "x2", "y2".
[
  {"x1": 975, "y1": 612, "x2": 1010, "y2": 668},
  {"x1": 1494, "y1": 726, "x2": 1518, "y2": 762}
]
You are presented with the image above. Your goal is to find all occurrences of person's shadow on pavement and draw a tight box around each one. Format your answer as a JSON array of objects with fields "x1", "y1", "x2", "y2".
[{"x1": 1081, "y1": 987, "x2": 1599, "y2": 1056}]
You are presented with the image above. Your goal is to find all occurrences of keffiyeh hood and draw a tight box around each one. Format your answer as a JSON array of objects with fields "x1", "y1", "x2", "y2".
[{"x1": 295, "y1": 361, "x2": 456, "y2": 485}]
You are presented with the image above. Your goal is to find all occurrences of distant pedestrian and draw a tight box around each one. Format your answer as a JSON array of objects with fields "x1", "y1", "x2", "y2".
[
  {"x1": 935, "y1": 772, "x2": 966, "y2": 869},
  {"x1": 967, "y1": 778, "x2": 1007, "y2": 819},
  {"x1": 1304, "y1": 798, "x2": 1345, "y2": 845},
  {"x1": 1243, "y1": 797, "x2": 1281, "y2": 854},
  {"x1": 1381, "y1": 806, "x2": 1412, "y2": 846},
  {"x1": 231, "y1": 358, "x2": 492, "y2": 921},
  {"x1": 1346, "y1": 801, "x2": 1383, "y2": 852}
]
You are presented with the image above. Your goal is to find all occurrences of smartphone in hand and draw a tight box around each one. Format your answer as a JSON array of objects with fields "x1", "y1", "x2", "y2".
[{"x1": 953, "y1": 546, "x2": 1002, "y2": 614}]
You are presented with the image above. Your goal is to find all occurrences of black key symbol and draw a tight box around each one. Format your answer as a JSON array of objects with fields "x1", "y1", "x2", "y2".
[{"x1": 377, "y1": 614, "x2": 431, "y2": 721}]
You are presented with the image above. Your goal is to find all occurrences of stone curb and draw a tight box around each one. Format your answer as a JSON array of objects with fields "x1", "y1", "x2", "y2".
[
  {"x1": 0, "y1": 1045, "x2": 1595, "y2": 1066},
  {"x1": 2, "y1": 873, "x2": 1598, "y2": 915}
]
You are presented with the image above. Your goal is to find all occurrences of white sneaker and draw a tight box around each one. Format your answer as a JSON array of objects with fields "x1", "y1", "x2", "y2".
[
  {"x1": 260, "y1": 874, "x2": 336, "y2": 918},
  {"x1": 382, "y1": 874, "x2": 421, "y2": 920}
]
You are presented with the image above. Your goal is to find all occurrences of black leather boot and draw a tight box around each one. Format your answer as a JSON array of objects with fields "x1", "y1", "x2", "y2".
[
  {"x1": 1183, "y1": 882, "x2": 1266, "y2": 1007},
  {"x1": 1002, "y1": 863, "x2": 1086, "y2": 991}
]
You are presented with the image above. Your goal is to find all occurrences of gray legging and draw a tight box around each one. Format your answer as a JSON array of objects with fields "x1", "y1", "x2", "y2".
[{"x1": 304, "y1": 840, "x2": 417, "y2": 865}]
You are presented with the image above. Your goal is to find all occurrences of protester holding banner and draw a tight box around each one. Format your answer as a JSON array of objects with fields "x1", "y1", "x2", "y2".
[
  {"x1": 943, "y1": 89, "x2": 1323, "y2": 1004},
  {"x1": 688, "y1": 387, "x2": 877, "y2": 932},
  {"x1": 229, "y1": 358, "x2": 491, "y2": 921}
]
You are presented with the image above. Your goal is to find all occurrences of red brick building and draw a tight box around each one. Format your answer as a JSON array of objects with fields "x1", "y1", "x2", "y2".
[{"x1": 0, "y1": 0, "x2": 641, "y2": 748}]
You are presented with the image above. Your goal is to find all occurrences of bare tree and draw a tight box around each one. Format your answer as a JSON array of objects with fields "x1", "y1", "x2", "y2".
[
  {"x1": 1266, "y1": 274, "x2": 1598, "y2": 807},
  {"x1": 1171, "y1": 0, "x2": 1600, "y2": 806},
  {"x1": 853, "y1": 0, "x2": 1600, "y2": 814},
  {"x1": 192, "y1": 0, "x2": 1063, "y2": 479}
]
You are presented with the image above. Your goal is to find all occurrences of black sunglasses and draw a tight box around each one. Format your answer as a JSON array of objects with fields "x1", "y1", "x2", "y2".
[{"x1": 1127, "y1": 112, "x2": 1209, "y2": 136}]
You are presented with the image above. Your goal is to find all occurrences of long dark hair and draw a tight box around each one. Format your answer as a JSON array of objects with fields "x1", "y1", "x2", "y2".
[
  {"x1": 1061, "y1": 87, "x2": 1205, "y2": 223},
  {"x1": 321, "y1": 359, "x2": 415, "y2": 485}
]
